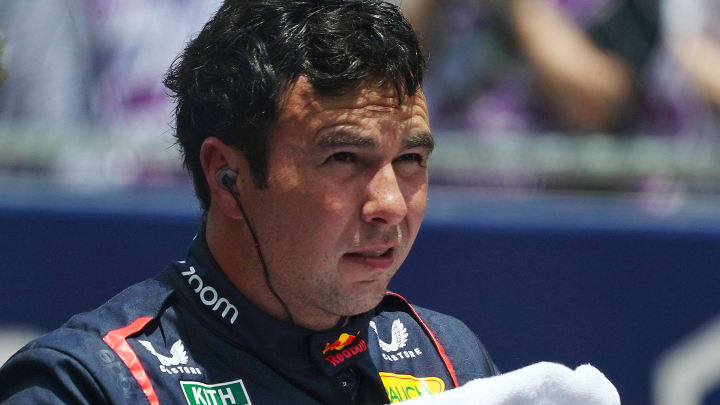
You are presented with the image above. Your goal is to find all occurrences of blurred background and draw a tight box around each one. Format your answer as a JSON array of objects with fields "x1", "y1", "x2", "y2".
[{"x1": 1, "y1": 0, "x2": 720, "y2": 404}]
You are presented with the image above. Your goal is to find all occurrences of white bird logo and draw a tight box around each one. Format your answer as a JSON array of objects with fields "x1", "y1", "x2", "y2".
[
  {"x1": 138, "y1": 339, "x2": 189, "y2": 366},
  {"x1": 369, "y1": 319, "x2": 408, "y2": 353}
]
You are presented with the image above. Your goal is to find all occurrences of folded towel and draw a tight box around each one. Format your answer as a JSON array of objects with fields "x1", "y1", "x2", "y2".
[{"x1": 400, "y1": 362, "x2": 620, "y2": 405}]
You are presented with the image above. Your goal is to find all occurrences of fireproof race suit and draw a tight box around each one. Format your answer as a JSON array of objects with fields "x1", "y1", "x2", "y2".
[{"x1": 0, "y1": 228, "x2": 498, "y2": 404}]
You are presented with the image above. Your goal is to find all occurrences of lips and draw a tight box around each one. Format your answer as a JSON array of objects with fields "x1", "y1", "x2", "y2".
[
  {"x1": 343, "y1": 247, "x2": 395, "y2": 269},
  {"x1": 350, "y1": 248, "x2": 390, "y2": 257}
]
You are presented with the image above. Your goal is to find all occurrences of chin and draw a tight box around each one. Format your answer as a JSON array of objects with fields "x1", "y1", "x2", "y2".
[{"x1": 336, "y1": 288, "x2": 387, "y2": 316}]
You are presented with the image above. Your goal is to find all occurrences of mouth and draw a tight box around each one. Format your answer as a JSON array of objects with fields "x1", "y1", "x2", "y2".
[
  {"x1": 346, "y1": 248, "x2": 392, "y2": 258},
  {"x1": 343, "y1": 247, "x2": 396, "y2": 270}
]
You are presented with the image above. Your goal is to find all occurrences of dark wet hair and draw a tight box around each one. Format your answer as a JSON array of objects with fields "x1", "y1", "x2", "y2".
[{"x1": 164, "y1": 0, "x2": 426, "y2": 210}]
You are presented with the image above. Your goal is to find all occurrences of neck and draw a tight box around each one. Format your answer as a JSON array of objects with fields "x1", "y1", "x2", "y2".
[{"x1": 205, "y1": 208, "x2": 343, "y2": 331}]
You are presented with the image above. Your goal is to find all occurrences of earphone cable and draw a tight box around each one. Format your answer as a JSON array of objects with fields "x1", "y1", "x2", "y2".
[{"x1": 228, "y1": 190, "x2": 296, "y2": 326}]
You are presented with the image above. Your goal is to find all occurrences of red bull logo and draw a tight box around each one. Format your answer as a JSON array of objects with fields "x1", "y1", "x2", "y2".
[
  {"x1": 322, "y1": 331, "x2": 359, "y2": 355},
  {"x1": 322, "y1": 330, "x2": 367, "y2": 366}
]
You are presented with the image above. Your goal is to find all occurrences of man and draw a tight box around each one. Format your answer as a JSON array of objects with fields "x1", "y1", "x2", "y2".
[{"x1": 0, "y1": 1, "x2": 499, "y2": 404}]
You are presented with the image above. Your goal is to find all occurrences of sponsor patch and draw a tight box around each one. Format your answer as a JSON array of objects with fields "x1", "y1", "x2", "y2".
[
  {"x1": 323, "y1": 330, "x2": 360, "y2": 354},
  {"x1": 95, "y1": 349, "x2": 137, "y2": 400},
  {"x1": 371, "y1": 319, "x2": 408, "y2": 352},
  {"x1": 182, "y1": 266, "x2": 239, "y2": 325},
  {"x1": 370, "y1": 319, "x2": 423, "y2": 362},
  {"x1": 379, "y1": 372, "x2": 445, "y2": 403},
  {"x1": 180, "y1": 379, "x2": 252, "y2": 405},
  {"x1": 322, "y1": 330, "x2": 368, "y2": 367},
  {"x1": 138, "y1": 339, "x2": 202, "y2": 376}
]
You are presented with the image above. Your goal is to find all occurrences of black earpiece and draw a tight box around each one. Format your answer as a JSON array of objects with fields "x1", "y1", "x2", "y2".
[
  {"x1": 216, "y1": 167, "x2": 238, "y2": 192},
  {"x1": 214, "y1": 165, "x2": 295, "y2": 325}
]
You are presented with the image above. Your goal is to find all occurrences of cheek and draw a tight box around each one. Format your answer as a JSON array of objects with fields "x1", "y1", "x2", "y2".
[
  {"x1": 326, "y1": 195, "x2": 349, "y2": 215},
  {"x1": 284, "y1": 190, "x2": 352, "y2": 240},
  {"x1": 403, "y1": 178, "x2": 428, "y2": 221},
  {"x1": 317, "y1": 177, "x2": 358, "y2": 215},
  {"x1": 310, "y1": 194, "x2": 355, "y2": 241}
]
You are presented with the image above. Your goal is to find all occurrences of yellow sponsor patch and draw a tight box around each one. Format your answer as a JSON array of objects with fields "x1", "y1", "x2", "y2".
[{"x1": 379, "y1": 372, "x2": 445, "y2": 403}]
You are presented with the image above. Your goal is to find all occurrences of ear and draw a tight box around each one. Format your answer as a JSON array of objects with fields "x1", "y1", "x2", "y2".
[{"x1": 199, "y1": 137, "x2": 246, "y2": 220}]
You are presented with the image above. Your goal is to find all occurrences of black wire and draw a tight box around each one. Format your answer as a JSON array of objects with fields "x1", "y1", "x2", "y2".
[{"x1": 227, "y1": 189, "x2": 296, "y2": 326}]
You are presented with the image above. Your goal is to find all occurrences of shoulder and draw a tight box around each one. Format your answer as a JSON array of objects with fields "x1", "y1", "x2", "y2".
[
  {"x1": 411, "y1": 305, "x2": 499, "y2": 378},
  {"x1": 0, "y1": 330, "x2": 150, "y2": 404},
  {"x1": 0, "y1": 273, "x2": 177, "y2": 404},
  {"x1": 376, "y1": 292, "x2": 500, "y2": 384},
  {"x1": 64, "y1": 274, "x2": 176, "y2": 336},
  {"x1": 0, "y1": 344, "x2": 107, "y2": 403},
  {"x1": 410, "y1": 305, "x2": 481, "y2": 351}
]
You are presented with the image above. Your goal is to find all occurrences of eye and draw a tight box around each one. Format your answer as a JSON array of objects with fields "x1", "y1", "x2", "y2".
[
  {"x1": 394, "y1": 153, "x2": 426, "y2": 166},
  {"x1": 325, "y1": 152, "x2": 356, "y2": 164}
]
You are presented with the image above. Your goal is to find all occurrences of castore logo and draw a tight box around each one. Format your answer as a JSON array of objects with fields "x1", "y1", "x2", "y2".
[
  {"x1": 138, "y1": 339, "x2": 202, "y2": 376},
  {"x1": 370, "y1": 319, "x2": 423, "y2": 362}
]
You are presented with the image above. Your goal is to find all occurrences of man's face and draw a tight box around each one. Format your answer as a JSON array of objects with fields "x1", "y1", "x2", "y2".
[{"x1": 240, "y1": 76, "x2": 432, "y2": 322}]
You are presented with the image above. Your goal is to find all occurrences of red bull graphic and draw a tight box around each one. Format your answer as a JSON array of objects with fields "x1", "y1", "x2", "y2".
[
  {"x1": 322, "y1": 331, "x2": 367, "y2": 366},
  {"x1": 322, "y1": 331, "x2": 359, "y2": 354}
]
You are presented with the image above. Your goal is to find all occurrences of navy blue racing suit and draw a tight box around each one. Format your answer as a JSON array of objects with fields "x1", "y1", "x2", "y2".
[{"x1": 0, "y1": 228, "x2": 498, "y2": 404}]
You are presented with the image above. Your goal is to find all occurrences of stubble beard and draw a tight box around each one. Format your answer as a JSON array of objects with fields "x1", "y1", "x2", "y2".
[{"x1": 310, "y1": 269, "x2": 396, "y2": 318}]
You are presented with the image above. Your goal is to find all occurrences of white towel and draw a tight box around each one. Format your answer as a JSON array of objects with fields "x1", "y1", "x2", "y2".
[{"x1": 400, "y1": 362, "x2": 620, "y2": 405}]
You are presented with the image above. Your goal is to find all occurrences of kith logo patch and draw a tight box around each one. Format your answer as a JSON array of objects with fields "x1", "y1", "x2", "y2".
[
  {"x1": 370, "y1": 319, "x2": 423, "y2": 362},
  {"x1": 138, "y1": 339, "x2": 202, "y2": 376},
  {"x1": 322, "y1": 330, "x2": 368, "y2": 366},
  {"x1": 180, "y1": 379, "x2": 252, "y2": 405}
]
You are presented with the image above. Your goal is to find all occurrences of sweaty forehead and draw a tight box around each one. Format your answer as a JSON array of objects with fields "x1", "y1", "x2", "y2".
[{"x1": 275, "y1": 76, "x2": 429, "y2": 127}]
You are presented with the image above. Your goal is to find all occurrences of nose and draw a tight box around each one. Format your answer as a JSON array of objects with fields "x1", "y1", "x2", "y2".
[{"x1": 361, "y1": 164, "x2": 407, "y2": 227}]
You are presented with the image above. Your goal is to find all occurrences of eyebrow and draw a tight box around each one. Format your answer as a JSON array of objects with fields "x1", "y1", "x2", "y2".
[
  {"x1": 405, "y1": 131, "x2": 434, "y2": 153},
  {"x1": 316, "y1": 129, "x2": 434, "y2": 152},
  {"x1": 317, "y1": 130, "x2": 376, "y2": 148}
]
